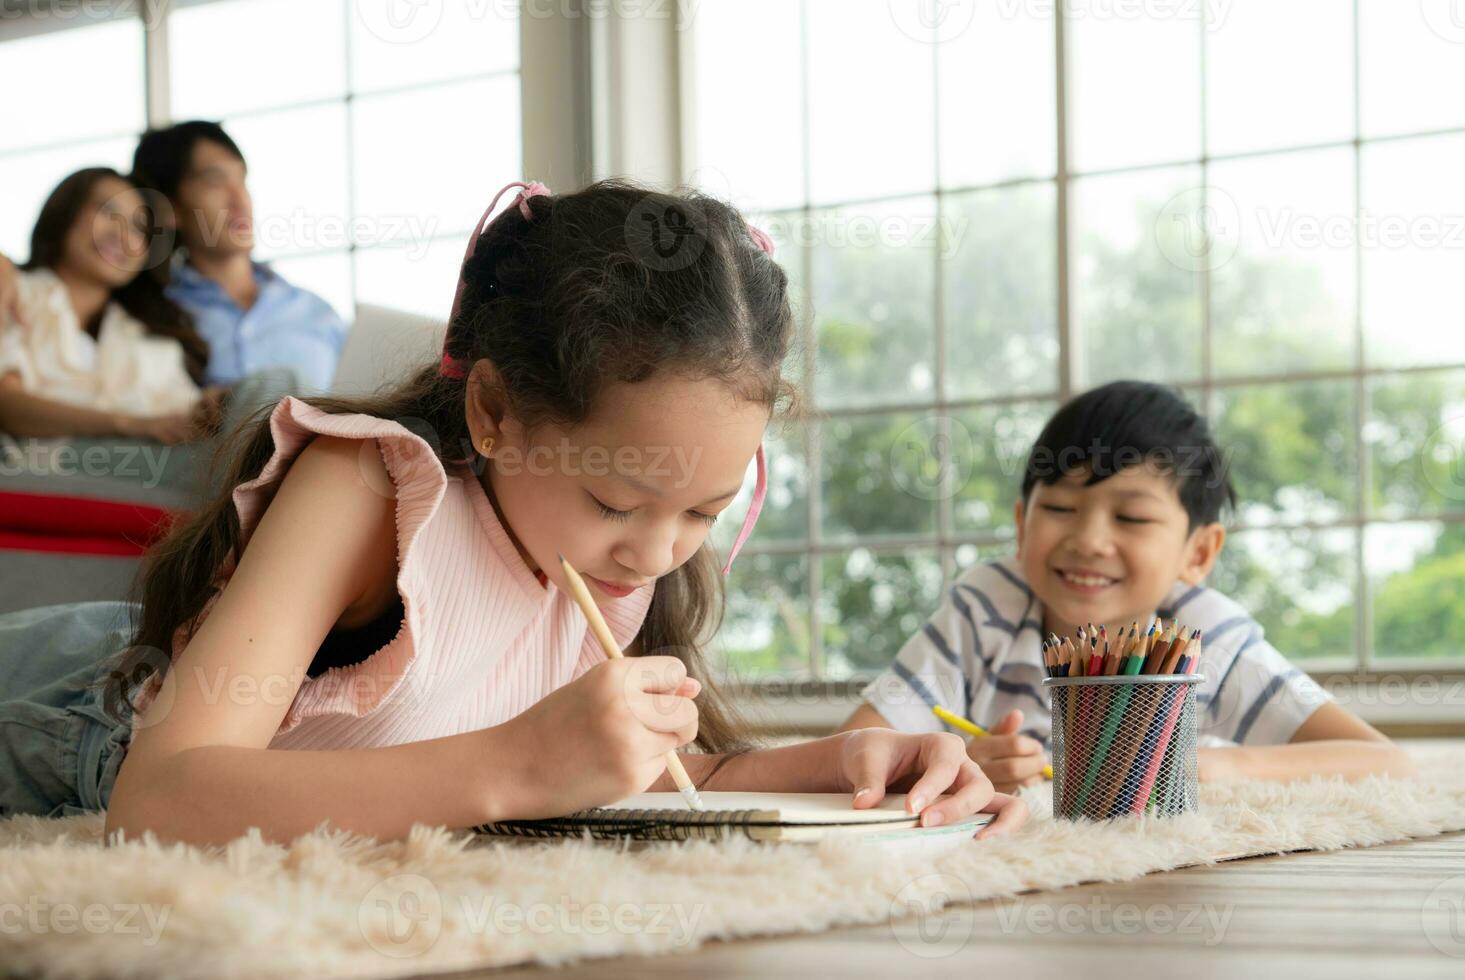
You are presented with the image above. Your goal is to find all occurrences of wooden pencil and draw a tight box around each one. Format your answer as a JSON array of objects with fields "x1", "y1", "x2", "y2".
[{"x1": 557, "y1": 553, "x2": 704, "y2": 811}]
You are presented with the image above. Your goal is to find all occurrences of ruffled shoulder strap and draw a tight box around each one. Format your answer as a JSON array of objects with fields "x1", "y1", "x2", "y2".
[
  {"x1": 232, "y1": 396, "x2": 447, "y2": 555},
  {"x1": 147, "y1": 398, "x2": 451, "y2": 728}
]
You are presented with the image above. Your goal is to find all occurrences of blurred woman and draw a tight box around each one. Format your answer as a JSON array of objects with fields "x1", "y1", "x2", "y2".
[{"x1": 0, "y1": 167, "x2": 221, "y2": 443}]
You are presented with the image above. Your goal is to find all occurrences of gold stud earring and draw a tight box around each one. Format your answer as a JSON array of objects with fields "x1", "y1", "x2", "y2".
[{"x1": 480, "y1": 436, "x2": 495, "y2": 457}]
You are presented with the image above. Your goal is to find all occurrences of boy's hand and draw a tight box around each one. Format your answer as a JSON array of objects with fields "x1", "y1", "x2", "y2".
[{"x1": 964, "y1": 709, "x2": 1049, "y2": 793}]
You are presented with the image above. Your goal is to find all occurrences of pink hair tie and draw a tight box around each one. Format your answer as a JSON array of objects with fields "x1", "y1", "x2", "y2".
[
  {"x1": 747, "y1": 223, "x2": 775, "y2": 256},
  {"x1": 439, "y1": 179, "x2": 552, "y2": 379},
  {"x1": 721, "y1": 443, "x2": 768, "y2": 577}
]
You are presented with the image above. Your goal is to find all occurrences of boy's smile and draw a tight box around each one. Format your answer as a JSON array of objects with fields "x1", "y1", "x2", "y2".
[{"x1": 1015, "y1": 464, "x2": 1225, "y2": 638}]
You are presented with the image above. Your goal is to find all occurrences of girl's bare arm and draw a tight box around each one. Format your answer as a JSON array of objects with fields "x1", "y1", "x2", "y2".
[{"x1": 105, "y1": 437, "x2": 525, "y2": 846}]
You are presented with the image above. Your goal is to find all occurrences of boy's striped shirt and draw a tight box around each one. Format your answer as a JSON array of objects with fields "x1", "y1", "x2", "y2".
[{"x1": 860, "y1": 557, "x2": 1333, "y2": 748}]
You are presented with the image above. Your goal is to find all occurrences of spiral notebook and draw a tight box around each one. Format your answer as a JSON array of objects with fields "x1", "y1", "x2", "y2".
[{"x1": 474, "y1": 792, "x2": 991, "y2": 843}]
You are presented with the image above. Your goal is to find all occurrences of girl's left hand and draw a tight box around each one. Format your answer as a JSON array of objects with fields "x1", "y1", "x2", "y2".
[{"x1": 836, "y1": 729, "x2": 1029, "y2": 839}]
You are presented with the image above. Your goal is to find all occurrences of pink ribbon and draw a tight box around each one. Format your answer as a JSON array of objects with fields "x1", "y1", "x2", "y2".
[
  {"x1": 439, "y1": 180, "x2": 552, "y2": 379},
  {"x1": 721, "y1": 443, "x2": 767, "y2": 577}
]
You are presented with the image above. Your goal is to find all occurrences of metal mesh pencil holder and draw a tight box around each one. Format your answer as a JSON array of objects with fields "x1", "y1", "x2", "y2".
[{"x1": 1042, "y1": 675, "x2": 1203, "y2": 821}]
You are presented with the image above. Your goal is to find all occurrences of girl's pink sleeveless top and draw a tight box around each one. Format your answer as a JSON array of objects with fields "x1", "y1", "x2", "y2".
[{"x1": 131, "y1": 397, "x2": 655, "y2": 749}]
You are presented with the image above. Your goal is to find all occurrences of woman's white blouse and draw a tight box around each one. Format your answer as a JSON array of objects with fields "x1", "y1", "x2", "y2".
[{"x1": 0, "y1": 267, "x2": 200, "y2": 417}]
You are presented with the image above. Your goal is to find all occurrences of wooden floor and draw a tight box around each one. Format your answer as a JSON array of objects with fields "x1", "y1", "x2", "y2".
[{"x1": 420, "y1": 831, "x2": 1465, "y2": 980}]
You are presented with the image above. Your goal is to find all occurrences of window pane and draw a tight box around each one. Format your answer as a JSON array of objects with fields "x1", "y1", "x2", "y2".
[
  {"x1": 689, "y1": 0, "x2": 804, "y2": 211},
  {"x1": 750, "y1": 205, "x2": 813, "y2": 400},
  {"x1": 0, "y1": 19, "x2": 144, "y2": 151},
  {"x1": 820, "y1": 412, "x2": 938, "y2": 539},
  {"x1": 224, "y1": 105, "x2": 350, "y2": 261},
  {"x1": 1359, "y1": 0, "x2": 1465, "y2": 138},
  {"x1": 350, "y1": 0, "x2": 516, "y2": 92},
  {"x1": 1361, "y1": 134, "x2": 1465, "y2": 369},
  {"x1": 353, "y1": 235, "x2": 465, "y2": 321},
  {"x1": 1209, "y1": 527, "x2": 1357, "y2": 663},
  {"x1": 268, "y1": 250, "x2": 353, "y2": 325},
  {"x1": 805, "y1": 0, "x2": 934, "y2": 204},
  {"x1": 1071, "y1": 166, "x2": 1204, "y2": 386},
  {"x1": 0, "y1": 138, "x2": 138, "y2": 259},
  {"x1": 170, "y1": 0, "x2": 345, "y2": 118},
  {"x1": 1367, "y1": 521, "x2": 1462, "y2": 661},
  {"x1": 937, "y1": 1, "x2": 1055, "y2": 186},
  {"x1": 1068, "y1": 11, "x2": 1200, "y2": 173},
  {"x1": 951, "y1": 401, "x2": 1053, "y2": 538},
  {"x1": 715, "y1": 554, "x2": 811, "y2": 677},
  {"x1": 710, "y1": 420, "x2": 808, "y2": 553},
  {"x1": 1207, "y1": 147, "x2": 1356, "y2": 377},
  {"x1": 1213, "y1": 381, "x2": 1356, "y2": 526},
  {"x1": 810, "y1": 197, "x2": 935, "y2": 408},
  {"x1": 954, "y1": 541, "x2": 1019, "y2": 569},
  {"x1": 943, "y1": 182, "x2": 1057, "y2": 399},
  {"x1": 821, "y1": 548, "x2": 943, "y2": 677},
  {"x1": 1368, "y1": 370, "x2": 1465, "y2": 519},
  {"x1": 352, "y1": 77, "x2": 522, "y2": 244},
  {"x1": 1205, "y1": 0, "x2": 1354, "y2": 157}
]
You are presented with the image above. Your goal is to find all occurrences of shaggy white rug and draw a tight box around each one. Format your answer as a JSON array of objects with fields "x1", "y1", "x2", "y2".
[{"x1": 2, "y1": 744, "x2": 1462, "y2": 980}]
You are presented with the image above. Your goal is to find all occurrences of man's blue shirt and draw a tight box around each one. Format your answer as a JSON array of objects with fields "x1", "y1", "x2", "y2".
[{"x1": 167, "y1": 256, "x2": 346, "y2": 392}]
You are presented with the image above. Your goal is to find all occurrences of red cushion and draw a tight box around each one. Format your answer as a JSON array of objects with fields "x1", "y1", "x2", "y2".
[
  {"x1": 0, "y1": 491, "x2": 177, "y2": 547},
  {"x1": 0, "y1": 529, "x2": 150, "y2": 557}
]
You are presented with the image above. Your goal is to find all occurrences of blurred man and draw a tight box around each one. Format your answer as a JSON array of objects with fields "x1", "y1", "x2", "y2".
[{"x1": 129, "y1": 121, "x2": 345, "y2": 392}]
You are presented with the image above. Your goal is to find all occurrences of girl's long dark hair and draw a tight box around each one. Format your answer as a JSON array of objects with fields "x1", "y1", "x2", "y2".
[
  {"x1": 106, "y1": 180, "x2": 799, "y2": 753},
  {"x1": 23, "y1": 167, "x2": 208, "y2": 384}
]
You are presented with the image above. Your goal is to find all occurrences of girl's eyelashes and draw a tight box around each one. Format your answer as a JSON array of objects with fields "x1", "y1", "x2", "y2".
[
  {"x1": 1039, "y1": 504, "x2": 1075, "y2": 514},
  {"x1": 588, "y1": 493, "x2": 718, "y2": 527},
  {"x1": 590, "y1": 496, "x2": 633, "y2": 522},
  {"x1": 1116, "y1": 515, "x2": 1154, "y2": 525}
]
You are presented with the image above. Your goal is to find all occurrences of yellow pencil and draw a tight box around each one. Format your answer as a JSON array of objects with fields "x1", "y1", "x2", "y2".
[
  {"x1": 557, "y1": 553, "x2": 705, "y2": 810},
  {"x1": 931, "y1": 704, "x2": 1054, "y2": 780}
]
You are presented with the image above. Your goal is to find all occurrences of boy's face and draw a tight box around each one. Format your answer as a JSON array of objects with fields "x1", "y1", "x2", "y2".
[{"x1": 1015, "y1": 464, "x2": 1225, "y2": 637}]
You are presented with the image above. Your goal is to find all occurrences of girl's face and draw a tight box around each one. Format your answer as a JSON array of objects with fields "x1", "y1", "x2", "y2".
[
  {"x1": 468, "y1": 370, "x2": 770, "y2": 602},
  {"x1": 60, "y1": 176, "x2": 150, "y2": 288}
]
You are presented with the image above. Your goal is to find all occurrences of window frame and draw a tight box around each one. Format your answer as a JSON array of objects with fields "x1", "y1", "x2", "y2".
[{"x1": 674, "y1": 0, "x2": 1465, "y2": 705}]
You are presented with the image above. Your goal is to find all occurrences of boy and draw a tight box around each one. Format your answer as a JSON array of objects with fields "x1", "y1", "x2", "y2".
[{"x1": 842, "y1": 382, "x2": 1415, "y2": 791}]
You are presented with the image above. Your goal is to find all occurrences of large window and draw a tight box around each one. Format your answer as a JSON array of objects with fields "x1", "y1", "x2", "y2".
[
  {"x1": 0, "y1": 14, "x2": 147, "y2": 260},
  {"x1": 690, "y1": 0, "x2": 1465, "y2": 679},
  {"x1": 1, "y1": 0, "x2": 521, "y2": 324}
]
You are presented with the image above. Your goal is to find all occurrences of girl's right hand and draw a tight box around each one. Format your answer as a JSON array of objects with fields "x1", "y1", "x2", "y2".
[{"x1": 489, "y1": 655, "x2": 701, "y2": 819}]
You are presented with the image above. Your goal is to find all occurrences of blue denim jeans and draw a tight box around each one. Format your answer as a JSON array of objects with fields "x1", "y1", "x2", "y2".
[{"x1": 0, "y1": 602, "x2": 137, "y2": 818}]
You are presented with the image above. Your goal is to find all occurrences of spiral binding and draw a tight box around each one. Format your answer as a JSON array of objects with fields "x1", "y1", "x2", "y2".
[{"x1": 475, "y1": 807, "x2": 762, "y2": 841}]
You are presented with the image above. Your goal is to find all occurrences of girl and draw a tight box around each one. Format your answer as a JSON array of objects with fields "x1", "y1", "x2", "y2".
[
  {"x1": 0, "y1": 168, "x2": 221, "y2": 443},
  {"x1": 0, "y1": 180, "x2": 1027, "y2": 846}
]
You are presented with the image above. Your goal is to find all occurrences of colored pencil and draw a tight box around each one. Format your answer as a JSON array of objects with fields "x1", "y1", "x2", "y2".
[{"x1": 931, "y1": 704, "x2": 1054, "y2": 780}]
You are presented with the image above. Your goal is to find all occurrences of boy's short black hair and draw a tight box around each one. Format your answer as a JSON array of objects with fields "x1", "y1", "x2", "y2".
[
  {"x1": 1020, "y1": 381, "x2": 1236, "y2": 528},
  {"x1": 131, "y1": 121, "x2": 245, "y2": 199}
]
